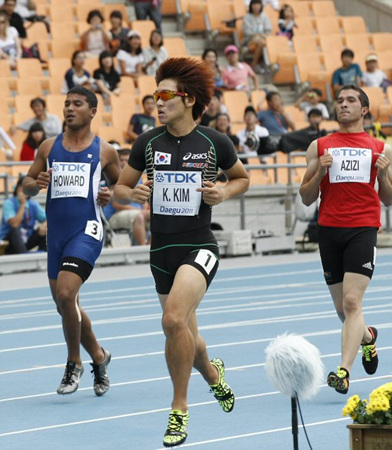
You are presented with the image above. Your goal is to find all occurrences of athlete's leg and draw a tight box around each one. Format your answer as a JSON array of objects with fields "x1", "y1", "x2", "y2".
[
  {"x1": 339, "y1": 272, "x2": 371, "y2": 373},
  {"x1": 158, "y1": 264, "x2": 207, "y2": 413},
  {"x1": 79, "y1": 300, "x2": 105, "y2": 364},
  {"x1": 328, "y1": 282, "x2": 344, "y2": 322}
]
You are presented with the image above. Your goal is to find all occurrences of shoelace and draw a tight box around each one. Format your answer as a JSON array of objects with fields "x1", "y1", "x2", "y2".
[
  {"x1": 362, "y1": 345, "x2": 374, "y2": 361},
  {"x1": 167, "y1": 413, "x2": 186, "y2": 432},
  {"x1": 90, "y1": 364, "x2": 104, "y2": 383},
  {"x1": 62, "y1": 364, "x2": 76, "y2": 386}
]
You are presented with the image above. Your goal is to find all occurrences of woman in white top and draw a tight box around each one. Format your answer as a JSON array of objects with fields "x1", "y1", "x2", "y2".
[
  {"x1": 80, "y1": 9, "x2": 111, "y2": 58},
  {"x1": 116, "y1": 30, "x2": 144, "y2": 87},
  {"x1": 0, "y1": 10, "x2": 21, "y2": 69},
  {"x1": 142, "y1": 29, "x2": 168, "y2": 77}
]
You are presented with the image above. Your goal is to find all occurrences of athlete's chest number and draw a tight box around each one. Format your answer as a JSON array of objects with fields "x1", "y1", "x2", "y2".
[{"x1": 194, "y1": 249, "x2": 217, "y2": 275}]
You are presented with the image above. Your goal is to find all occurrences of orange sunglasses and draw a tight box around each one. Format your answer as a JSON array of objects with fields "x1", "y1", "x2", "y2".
[{"x1": 153, "y1": 90, "x2": 189, "y2": 102}]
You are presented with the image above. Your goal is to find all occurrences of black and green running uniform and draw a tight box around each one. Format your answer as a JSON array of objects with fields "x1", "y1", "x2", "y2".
[{"x1": 128, "y1": 125, "x2": 239, "y2": 294}]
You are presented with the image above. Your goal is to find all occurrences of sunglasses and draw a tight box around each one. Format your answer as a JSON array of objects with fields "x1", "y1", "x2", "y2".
[{"x1": 153, "y1": 90, "x2": 188, "y2": 102}]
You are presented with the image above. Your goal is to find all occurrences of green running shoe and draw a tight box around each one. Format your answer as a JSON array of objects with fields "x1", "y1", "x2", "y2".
[
  {"x1": 362, "y1": 327, "x2": 378, "y2": 375},
  {"x1": 327, "y1": 366, "x2": 350, "y2": 394},
  {"x1": 209, "y1": 358, "x2": 235, "y2": 412},
  {"x1": 163, "y1": 410, "x2": 190, "y2": 447}
]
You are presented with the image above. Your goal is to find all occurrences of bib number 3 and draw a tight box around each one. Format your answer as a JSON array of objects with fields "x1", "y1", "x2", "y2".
[
  {"x1": 194, "y1": 249, "x2": 217, "y2": 275},
  {"x1": 85, "y1": 220, "x2": 103, "y2": 241}
]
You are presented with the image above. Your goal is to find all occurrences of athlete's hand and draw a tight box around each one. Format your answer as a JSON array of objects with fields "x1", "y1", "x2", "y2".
[
  {"x1": 375, "y1": 152, "x2": 390, "y2": 179},
  {"x1": 197, "y1": 180, "x2": 223, "y2": 206},
  {"x1": 97, "y1": 186, "x2": 111, "y2": 207},
  {"x1": 318, "y1": 149, "x2": 333, "y2": 178},
  {"x1": 131, "y1": 180, "x2": 152, "y2": 204},
  {"x1": 36, "y1": 168, "x2": 52, "y2": 190}
]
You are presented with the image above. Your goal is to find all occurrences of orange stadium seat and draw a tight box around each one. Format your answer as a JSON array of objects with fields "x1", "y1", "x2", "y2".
[
  {"x1": 296, "y1": 52, "x2": 323, "y2": 83},
  {"x1": 377, "y1": 51, "x2": 392, "y2": 80},
  {"x1": 118, "y1": 77, "x2": 136, "y2": 97},
  {"x1": 48, "y1": 5, "x2": 76, "y2": 23},
  {"x1": 74, "y1": 4, "x2": 105, "y2": 23},
  {"x1": 322, "y1": 52, "x2": 342, "y2": 74},
  {"x1": 48, "y1": 58, "x2": 71, "y2": 80},
  {"x1": 0, "y1": 60, "x2": 13, "y2": 78},
  {"x1": 14, "y1": 95, "x2": 35, "y2": 113},
  {"x1": 162, "y1": 0, "x2": 177, "y2": 16},
  {"x1": 222, "y1": 91, "x2": 250, "y2": 123},
  {"x1": 292, "y1": 35, "x2": 318, "y2": 54},
  {"x1": 50, "y1": 22, "x2": 78, "y2": 41},
  {"x1": 344, "y1": 34, "x2": 372, "y2": 55},
  {"x1": 15, "y1": 77, "x2": 44, "y2": 96},
  {"x1": 184, "y1": 1, "x2": 207, "y2": 33},
  {"x1": 131, "y1": 20, "x2": 156, "y2": 48},
  {"x1": 26, "y1": 21, "x2": 49, "y2": 42},
  {"x1": 164, "y1": 37, "x2": 188, "y2": 58},
  {"x1": 294, "y1": 17, "x2": 316, "y2": 36},
  {"x1": 318, "y1": 34, "x2": 344, "y2": 55},
  {"x1": 138, "y1": 75, "x2": 157, "y2": 102},
  {"x1": 311, "y1": 1, "x2": 337, "y2": 17},
  {"x1": 251, "y1": 90, "x2": 267, "y2": 111},
  {"x1": 50, "y1": 39, "x2": 81, "y2": 59},
  {"x1": 98, "y1": 126, "x2": 127, "y2": 146},
  {"x1": 371, "y1": 33, "x2": 392, "y2": 52},
  {"x1": 111, "y1": 94, "x2": 138, "y2": 129},
  {"x1": 205, "y1": 0, "x2": 236, "y2": 37},
  {"x1": 285, "y1": 1, "x2": 311, "y2": 17},
  {"x1": 362, "y1": 86, "x2": 385, "y2": 119},
  {"x1": 46, "y1": 95, "x2": 67, "y2": 117},
  {"x1": 340, "y1": 16, "x2": 367, "y2": 35},
  {"x1": 48, "y1": 76, "x2": 64, "y2": 95},
  {"x1": 16, "y1": 58, "x2": 44, "y2": 79},
  {"x1": 314, "y1": 17, "x2": 341, "y2": 35},
  {"x1": 273, "y1": 54, "x2": 297, "y2": 84},
  {"x1": 307, "y1": 71, "x2": 332, "y2": 102},
  {"x1": 102, "y1": 4, "x2": 130, "y2": 24},
  {"x1": 265, "y1": 35, "x2": 292, "y2": 65}
]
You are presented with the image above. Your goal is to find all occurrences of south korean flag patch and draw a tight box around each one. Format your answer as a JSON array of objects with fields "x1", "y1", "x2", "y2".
[{"x1": 154, "y1": 152, "x2": 171, "y2": 165}]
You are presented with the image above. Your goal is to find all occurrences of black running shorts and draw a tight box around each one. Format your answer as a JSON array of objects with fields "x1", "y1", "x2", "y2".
[
  {"x1": 150, "y1": 227, "x2": 220, "y2": 295},
  {"x1": 318, "y1": 226, "x2": 378, "y2": 285}
]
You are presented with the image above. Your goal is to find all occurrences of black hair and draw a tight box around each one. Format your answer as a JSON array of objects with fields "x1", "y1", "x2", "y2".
[
  {"x1": 117, "y1": 148, "x2": 131, "y2": 157},
  {"x1": 266, "y1": 91, "x2": 280, "y2": 102},
  {"x1": 249, "y1": 0, "x2": 263, "y2": 13},
  {"x1": 30, "y1": 97, "x2": 46, "y2": 109},
  {"x1": 142, "y1": 94, "x2": 154, "y2": 104},
  {"x1": 279, "y1": 4, "x2": 293, "y2": 20},
  {"x1": 307, "y1": 108, "x2": 323, "y2": 119},
  {"x1": 25, "y1": 122, "x2": 46, "y2": 149},
  {"x1": 336, "y1": 84, "x2": 369, "y2": 108},
  {"x1": 341, "y1": 48, "x2": 354, "y2": 59},
  {"x1": 109, "y1": 10, "x2": 122, "y2": 20},
  {"x1": 87, "y1": 9, "x2": 104, "y2": 24},
  {"x1": 227, "y1": 134, "x2": 240, "y2": 147},
  {"x1": 71, "y1": 49, "x2": 85, "y2": 66},
  {"x1": 244, "y1": 105, "x2": 257, "y2": 117},
  {"x1": 364, "y1": 112, "x2": 373, "y2": 121},
  {"x1": 149, "y1": 29, "x2": 163, "y2": 48},
  {"x1": 310, "y1": 88, "x2": 322, "y2": 97},
  {"x1": 202, "y1": 48, "x2": 218, "y2": 60},
  {"x1": 67, "y1": 86, "x2": 98, "y2": 108},
  {"x1": 98, "y1": 50, "x2": 115, "y2": 73},
  {"x1": 13, "y1": 175, "x2": 25, "y2": 197}
]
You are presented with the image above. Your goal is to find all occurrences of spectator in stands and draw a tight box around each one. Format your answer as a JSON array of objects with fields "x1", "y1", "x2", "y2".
[
  {"x1": 257, "y1": 91, "x2": 295, "y2": 134},
  {"x1": 363, "y1": 111, "x2": 387, "y2": 140},
  {"x1": 14, "y1": 97, "x2": 62, "y2": 138},
  {"x1": 222, "y1": 44, "x2": 259, "y2": 92},
  {"x1": 278, "y1": 4, "x2": 297, "y2": 40},
  {"x1": 294, "y1": 88, "x2": 330, "y2": 121},
  {"x1": 200, "y1": 90, "x2": 227, "y2": 127},
  {"x1": 108, "y1": 10, "x2": 130, "y2": 55},
  {"x1": 237, "y1": 105, "x2": 269, "y2": 157},
  {"x1": 61, "y1": 50, "x2": 94, "y2": 94},
  {"x1": 202, "y1": 48, "x2": 223, "y2": 89},
  {"x1": 80, "y1": 9, "x2": 111, "y2": 58},
  {"x1": 20, "y1": 122, "x2": 45, "y2": 161},
  {"x1": 126, "y1": 94, "x2": 156, "y2": 143},
  {"x1": 332, "y1": 49, "x2": 362, "y2": 94},
  {"x1": 242, "y1": 0, "x2": 272, "y2": 73},
  {"x1": 103, "y1": 148, "x2": 150, "y2": 245},
  {"x1": 7, "y1": 0, "x2": 49, "y2": 32},
  {"x1": 117, "y1": 30, "x2": 144, "y2": 88},
  {"x1": 362, "y1": 54, "x2": 391, "y2": 91},
  {"x1": 132, "y1": 0, "x2": 162, "y2": 34},
  {"x1": 143, "y1": 29, "x2": 168, "y2": 76},
  {"x1": 244, "y1": 0, "x2": 279, "y2": 9},
  {"x1": 0, "y1": 175, "x2": 46, "y2": 254},
  {"x1": 215, "y1": 112, "x2": 232, "y2": 135},
  {"x1": 93, "y1": 50, "x2": 121, "y2": 105},
  {"x1": 0, "y1": 9, "x2": 20, "y2": 68},
  {"x1": 0, "y1": 0, "x2": 26, "y2": 39}
]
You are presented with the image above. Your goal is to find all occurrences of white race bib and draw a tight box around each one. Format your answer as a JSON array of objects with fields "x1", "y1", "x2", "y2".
[
  {"x1": 85, "y1": 220, "x2": 103, "y2": 241},
  {"x1": 328, "y1": 147, "x2": 372, "y2": 184},
  {"x1": 51, "y1": 162, "x2": 90, "y2": 199},
  {"x1": 153, "y1": 170, "x2": 202, "y2": 216}
]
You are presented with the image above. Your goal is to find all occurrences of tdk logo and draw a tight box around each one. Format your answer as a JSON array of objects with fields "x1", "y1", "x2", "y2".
[
  {"x1": 183, "y1": 152, "x2": 207, "y2": 160},
  {"x1": 332, "y1": 149, "x2": 369, "y2": 157},
  {"x1": 155, "y1": 172, "x2": 198, "y2": 183},
  {"x1": 53, "y1": 163, "x2": 86, "y2": 172}
]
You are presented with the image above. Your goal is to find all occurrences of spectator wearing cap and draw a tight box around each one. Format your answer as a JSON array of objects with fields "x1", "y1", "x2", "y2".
[
  {"x1": 108, "y1": 10, "x2": 130, "y2": 54},
  {"x1": 237, "y1": 105, "x2": 269, "y2": 157},
  {"x1": 242, "y1": 0, "x2": 272, "y2": 73},
  {"x1": 132, "y1": 0, "x2": 162, "y2": 34},
  {"x1": 294, "y1": 87, "x2": 329, "y2": 121},
  {"x1": 362, "y1": 54, "x2": 390, "y2": 90},
  {"x1": 0, "y1": 175, "x2": 47, "y2": 255},
  {"x1": 200, "y1": 90, "x2": 228, "y2": 127},
  {"x1": 116, "y1": 29, "x2": 145, "y2": 87},
  {"x1": 142, "y1": 29, "x2": 168, "y2": 76},
  {"x1": 80, "y1": 9, "x2": 111, "y2": 58},
  {"x1": 222, "y1": 44, "x2": 259, "y2": 92},
  {"x1": 332, "y1": 49, "x2": 362, "y2": 94}
]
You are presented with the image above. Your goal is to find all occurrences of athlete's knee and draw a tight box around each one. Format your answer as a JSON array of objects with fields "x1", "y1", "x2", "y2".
[
  {"x1": 162, "y1": 310, "x2": 186, "y2": 336},
  {"x1": 55, "y1": 285, "x2": 77, "y2": 311},
  {"x1": 343, "y1": 291, "x2": 362, "y2": 315}
]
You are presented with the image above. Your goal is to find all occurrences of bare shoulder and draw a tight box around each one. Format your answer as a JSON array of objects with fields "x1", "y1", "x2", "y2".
[
  {"x1": 383, "y1": 142, "x2": 392, "y2": 156},
  {"x1": 37, "y1": 136, "x2": 57, "y2": 160},
  {"x1": 305, "y1": 139, "x2": 319, "y2": 161},
  {"x1": 99, "y1": 139, "x2": 118, "y2": 165}
]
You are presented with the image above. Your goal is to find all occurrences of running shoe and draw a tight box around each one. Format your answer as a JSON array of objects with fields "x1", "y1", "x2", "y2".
[
  {"x1": 57, "y1": 361, "x2": 84, "y2": 395},
  {"x1": 90, "y1": 348, "x2": 111, "y2": 396},
  {"x1": 163, "y1": 410, "x2": 190, "y2": 447},
  {"x1": 362, "y1": 327, "x2": 378, "y2": 375},
  {"x1": 209, "y1": 358, "x2": 235, "y2": 413},
  {"x1": 327, "y1": 366, "x2": 350, "y2": 394}
]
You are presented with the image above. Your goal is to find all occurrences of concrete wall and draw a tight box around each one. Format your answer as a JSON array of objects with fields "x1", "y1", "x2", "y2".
[{"x1": 334, "y1": 0, "x2": 392, "y2": 32}]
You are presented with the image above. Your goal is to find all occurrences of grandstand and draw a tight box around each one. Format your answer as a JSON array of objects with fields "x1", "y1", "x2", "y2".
[{"x1": 1, "y1": 0, "x2": 392, "y2": 262}]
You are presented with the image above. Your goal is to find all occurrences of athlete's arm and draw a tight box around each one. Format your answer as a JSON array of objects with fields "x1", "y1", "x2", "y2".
[
  {"x1": 114, "y1": 164, "x2": 152, "y2": 205},
  {"x1": 299, "y1": 140, "x2": 332, "y2": 206},
  {"x1": 376, "y1": 144, "x2": 392, "y2": 206},
  {"x1": 22, "y1": 138, "x2": 55, "y2": 197},
  {"x1": 198, "y1": 159, "x2": 250, "y2": 206},
  {"x1": 98, "y1": 142, "x2": 121, "y2": 207}
]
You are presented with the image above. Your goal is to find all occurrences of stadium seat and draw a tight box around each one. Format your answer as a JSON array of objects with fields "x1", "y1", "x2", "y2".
[
  {"x1": 102, "y1": 4, "x2": 130, "y2": 25},
  {"x1": 48, "y1": 77, "x2": 64, "y2": 95},
  {"x1": 377, "y1": 51, "x2": 392, "y2": 80},
  {"x1": 98, "y1": 126, "x2": 127, "y2": 146},
  {"x1": 16, "y1": 58, "x2": 44, "y2": 79},
  {"x1": 307, "y1": 71, "x2": 332, "y2": 102},
  {"x1": 14, "y1": 95, "x2": 35, "y2": 113},
  {"x1": 26, "y1": 21, "x2": 49, "y2": 42},
  {"x1": 50, "y1": 39, "x2": 80, "y2": 59},
  {"x1": 322, "y1": 52, "x2": 342, "y2": 74},
  {"x1": 222, "y1": 91, "x2": 250, "y2": 123},
  {"x1": 292, "y1": 35, "x2": 318, "y2": 54},
  {"x1": 371, "y1": 33, "x2": 392, "y2": 52},
  {"x1": 131, "y1": 20, "x2": 156, "y2": 49},
  {"x1": 294, "y1": 17, "x2": 316, "y2": 36},
  {"x1": 118, "y1": 77, "x2": 136, "y2": 97},
  {"x1": 251, "y1": 90, "x2": 267, "y2": 111},
  {"x1": 164, "y1": 37, "x2": 188, "y2": 57},
  {"x1": 183, "y1": 1, "x2": 207, "y2": 33},
  {"x1": 111, "y1": 94, "x2": 138, "y2": 130},
  {"x1": 274, "y1": 54, "x2": 297, "y2": 85},
  {"x1": 265, "y1": 35, "x2": 292, "y2": 65},
  {"x1": 138, "y1": 75, "x2": 157, "y2": 102},
  {"x1": 311, "y1": 1, "x2": 337, "y2": 17},
  {"x1": 15, "y1": 77, "x2": 44, "y2": 96},
  {"x1": 162, "y1": 0, "x2": 177, "y2": 16},
  {"x1": 50, "y1": 22, "x2": 78, "y2": 41},
  {"x1": 344, "y1": 33, "x2": 372, "y2": 55},
  {"x1": 295, "y1": 52, "x2": 323, "y2": 83},
  {"x1": 362, "y1": 86, "x2": 385, "y2": 119},
  {"x1": 340, "y1": 16, "x2": 367, "y2": 35},
  {"x1": 46, "y1": 95, "x2": 67, "y2": 117},
  {"x1": 284, "y1": 1, "x2": 311, "y2": 18},
  {"x1": 318, "y1": 34, "x2": 344, "y2": 55},
  {"x1": 314, "y1": 17, "x2": 341, "y2": 35},
  {"x1": 48, "y1": 5, "x2": 76, "y2": 23},
  {"x1": 0, "y1": 60, "x2": 13, "y2": 78},
  {"x1": 48, "y1": 58, "x2": 71, "y2": 80},
  {"x1": 74, "y1": 4, "x2": 105, "y2": 23},
  {"x1": 205, "y1": 0, "x2": 236, "y2": 37}
]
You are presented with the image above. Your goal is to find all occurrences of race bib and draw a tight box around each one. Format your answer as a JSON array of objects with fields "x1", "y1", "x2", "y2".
[
  {"x1": 328, "y1": 147, "x2": 372, "y2": 184},
  {"x1": 85, "y1": 220, "x2": 103, "y2": 241},
  {"x1": 153, "y1": 170, "x2": 202, "y2": 216},
  {"x1": 51, "y1": 162, "x2": 90, "y2": 199}
]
